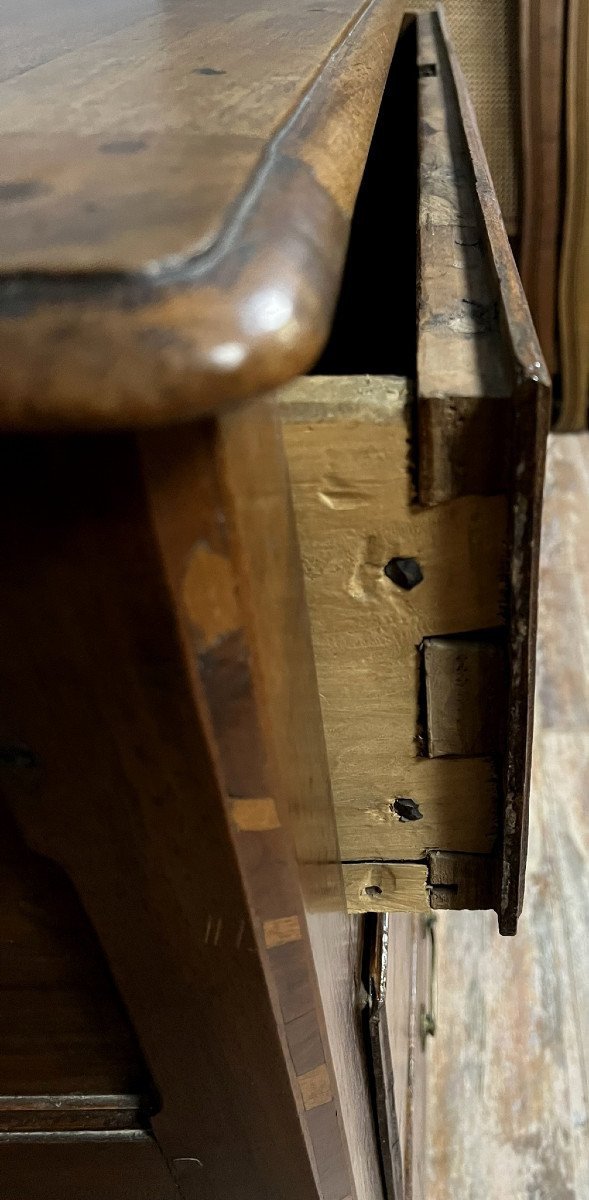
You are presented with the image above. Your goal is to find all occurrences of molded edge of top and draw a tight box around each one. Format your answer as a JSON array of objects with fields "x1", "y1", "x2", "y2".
[{"x1": 0, "y1": 0, "x2": 403, "y2": 430}]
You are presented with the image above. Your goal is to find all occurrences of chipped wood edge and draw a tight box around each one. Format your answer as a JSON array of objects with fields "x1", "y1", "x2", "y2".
[{"x1": 343, "y1": 863, "x2": 430, "y2": 914}]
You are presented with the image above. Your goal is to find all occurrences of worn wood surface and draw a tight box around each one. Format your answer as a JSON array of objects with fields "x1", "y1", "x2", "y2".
[
  {"x1": 427, "y1": 432, "x2": 589, "y2": 1198},
  {"x1": 280, "y1": 375, "x2": 503, "y2": 872},
  {"x1": 417, "y1": 8, "x2": 550, "y2": 933},
  {"x1": 558, "y1": 0, "x2": 589, "y2": 431},
  {"x1": 343, "y1": 865, "x2": 430, "y2": 915},
  {"x1": 401, "y1": 915, "x2": 430, "y2": 1200},
  {"x1": 429, "y1": 851, "x2": 494, "y2": 912},
  {"x1": 0, "y1": 0, "x2": 403, "y2": 429},
  {"x1": 423, "y1": 637, "x2": 505, "y2": 758},
  {"x1": 519, "y1": 0, "x2": 565, "y2": 376},
  {"x1": 366, "y1": 915, "x2": 405, "y2": 1200},
  {"x1": 417, "y1": 9, "x2": 511, "y2": 508},
  {"x1": 386, "y1": 916, "x2": 414, "y2": 1185},
  {"x1": 307, "y1": 910, "x2": 384, "y2": 1200},
  {"x1": 0, "y1": 407, "x2": 368, "y2": 1200}
]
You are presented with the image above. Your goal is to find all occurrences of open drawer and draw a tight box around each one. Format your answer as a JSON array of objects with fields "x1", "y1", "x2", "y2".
[{"x1": 278, "y1": 9, "x2": 550, "y2": 935}]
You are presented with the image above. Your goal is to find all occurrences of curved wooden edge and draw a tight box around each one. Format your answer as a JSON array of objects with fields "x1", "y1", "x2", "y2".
[
  {"x1": 434, "y1": 7, "x2": 551, "y2": 934},
  {"x1": 0, "y1": 0, "x2": 403, "y2": 431}
]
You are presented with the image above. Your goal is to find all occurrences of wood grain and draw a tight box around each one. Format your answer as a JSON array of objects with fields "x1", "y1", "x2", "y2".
[
  {"x1": 343, "y1": 865, "x2": 430, "y2": 914},
  {"x1": 558, "y1": 0, "x2": 589, "y2": 430},
  {"x1": 366, "y1": 914, "x2": 404, "y2": 1199},
  {"x1": 0, "y1": 809, "x2": 149, "y2": 1113},
  {"x1": 306, "y1": 909, "x2": 385, "y2": 1200},
  {"x1": 0, "y1": 1137, "x2": 180, "y2": 1200},
  {"x1": 0, "y1": 418, "x2": 355, "y2": 1200},
  {"x1": 423, "y1": 637, "x2": 505, "y2": 758},
  {"x1": 427, "y1": 432, "x2": 589, "y2": 1198},
  {"x1": 417, "y1": 9, "x2": 551, "y2": 932},
  {"x1": 280, "y1": 374, "x2": 503, "y2": 868},
  {"x1": 519, "y1": 0, "x2": 565, "y2": 376},
  {"x1": 403, "y1": 915, "x2": 430, "y2": 1200},
  {"x1": 0, "y1": 0, "x2": 404, "y2": 428}
]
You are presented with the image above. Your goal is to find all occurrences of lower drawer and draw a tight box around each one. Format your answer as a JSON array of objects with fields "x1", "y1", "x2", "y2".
[{"x1": 277, "y1": 9, "x2": 550, "y2": 934}]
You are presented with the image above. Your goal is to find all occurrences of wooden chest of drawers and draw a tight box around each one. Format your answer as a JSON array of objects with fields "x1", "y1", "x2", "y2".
[{"x1": 0, "y1": 3, "x2": 548, "y2": 1199}]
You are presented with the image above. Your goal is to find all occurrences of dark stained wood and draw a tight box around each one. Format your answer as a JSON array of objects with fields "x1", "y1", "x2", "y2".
[
  {"x1": 0, "y1": 404, "x2": 379, "y2": 1199},
  {"x1": 365, "y1": 913, "x2": 433, "y2": 1200},
  {"x1": 0, "y1": 0, "x2": 403, "y2": 429},
  {"x1": 0, "y1": 430, "x2": 323, "y2": 1199},
  {"x1": 519, "y1": 0, "x2": 565, "y2": 376},
  {"x1": 423, "y1": 637, "x2": 505, "y2": 758},
  {"x1": 0, "y1": 1136, "x2": 180, "y2": 1200},
  {"x1": 429, "y1": 851, "x2": 493, "y2": 911},
  {"x1": 0, "y1": 808, "x2": 149, "y2": 1115},
  {"x1": 366, "y1": 914, "x2": 404, "y2": 1199},
  {"x1": 416, "y1": 9, "x2": 551, "y2": 934}
]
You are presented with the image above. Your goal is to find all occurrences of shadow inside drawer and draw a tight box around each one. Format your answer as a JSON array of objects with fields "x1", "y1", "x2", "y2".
[{"x1": 312, "y1": 18, "x2": 417, "y2": 378}]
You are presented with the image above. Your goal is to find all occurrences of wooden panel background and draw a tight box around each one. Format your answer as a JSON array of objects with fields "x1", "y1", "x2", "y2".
[{"x1": 427, "y1": 433, "x2": 589, "y2": 1197}]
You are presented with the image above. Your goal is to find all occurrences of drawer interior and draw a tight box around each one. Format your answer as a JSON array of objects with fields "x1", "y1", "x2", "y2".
[{"x1": 279, "y1": 10, "x2": 550, "y2": 934}]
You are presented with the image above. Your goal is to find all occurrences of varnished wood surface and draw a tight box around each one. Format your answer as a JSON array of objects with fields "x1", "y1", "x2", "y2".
[
  {"x1": 0, "y1": 1139, "x2": 180, "y2": 1200},
  {"x1": 0, "y1": 0, "x2": 403, "y2": 429},
  {"x1": 0, "y1": 813, "x2": 149, "y2": 1121},
  {"x1": 0, "y1": 413, "x2": 359, "y2": 1200},
  {"x1": 427, "y1": 433, "x2": 589, "y2": 1198}
]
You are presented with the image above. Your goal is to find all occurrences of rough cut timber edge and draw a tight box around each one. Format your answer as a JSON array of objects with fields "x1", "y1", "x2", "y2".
[{"x1": 423, "y1": 8, "x2": 551, "y2": 934}]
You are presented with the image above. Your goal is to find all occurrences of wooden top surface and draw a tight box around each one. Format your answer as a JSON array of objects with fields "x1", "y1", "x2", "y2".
[{"x1": 0, "y1": 0, "x2": 402, "y2": 428}]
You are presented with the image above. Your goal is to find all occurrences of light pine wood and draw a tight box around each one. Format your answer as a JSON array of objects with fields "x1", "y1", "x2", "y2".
[
  {"x1": 342, "y1": 864, "x2": 430, "y2": 915},
  {"x1": 280, "y1": 375, "x2": 503, "y2": 872},
  {"x1": 427, "y1": 433, "x2": 589, "y2": 1198}
]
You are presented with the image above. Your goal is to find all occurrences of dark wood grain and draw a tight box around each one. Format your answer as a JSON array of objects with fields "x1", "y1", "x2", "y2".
[
  {"x1": 0, "y1": 1137, "x2": 180, "y2": 1200},
  {"x1": 417, "y1": 9, "x2": 551, "y2": 933},
  {"x1": 0, "y1": 808, "x2": 149, "y2": 1113},
  {"x1": 0, "y1": 405, "x2": 377, "y2": 1198},
  {"x1": 0, "y1": 0, "x2": 403, "y2": 429},
  {"x1": 366, "y1": 914, "x2": 404, "y2": 1199},
  {"x1": 519, "y1": 0, "x2": 565, "y2": 377}
]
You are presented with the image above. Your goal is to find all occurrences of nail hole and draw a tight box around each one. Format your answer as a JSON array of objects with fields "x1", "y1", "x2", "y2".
[
  {"x1": 384, "y1": 556, "x2": 423, "y2": 591},
  {"x1": 364, "y1": 884, "x2": 382, "y2": 897},
  {"x1": 391, "y1": 797, "x2": 423, "y2": 822}
]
